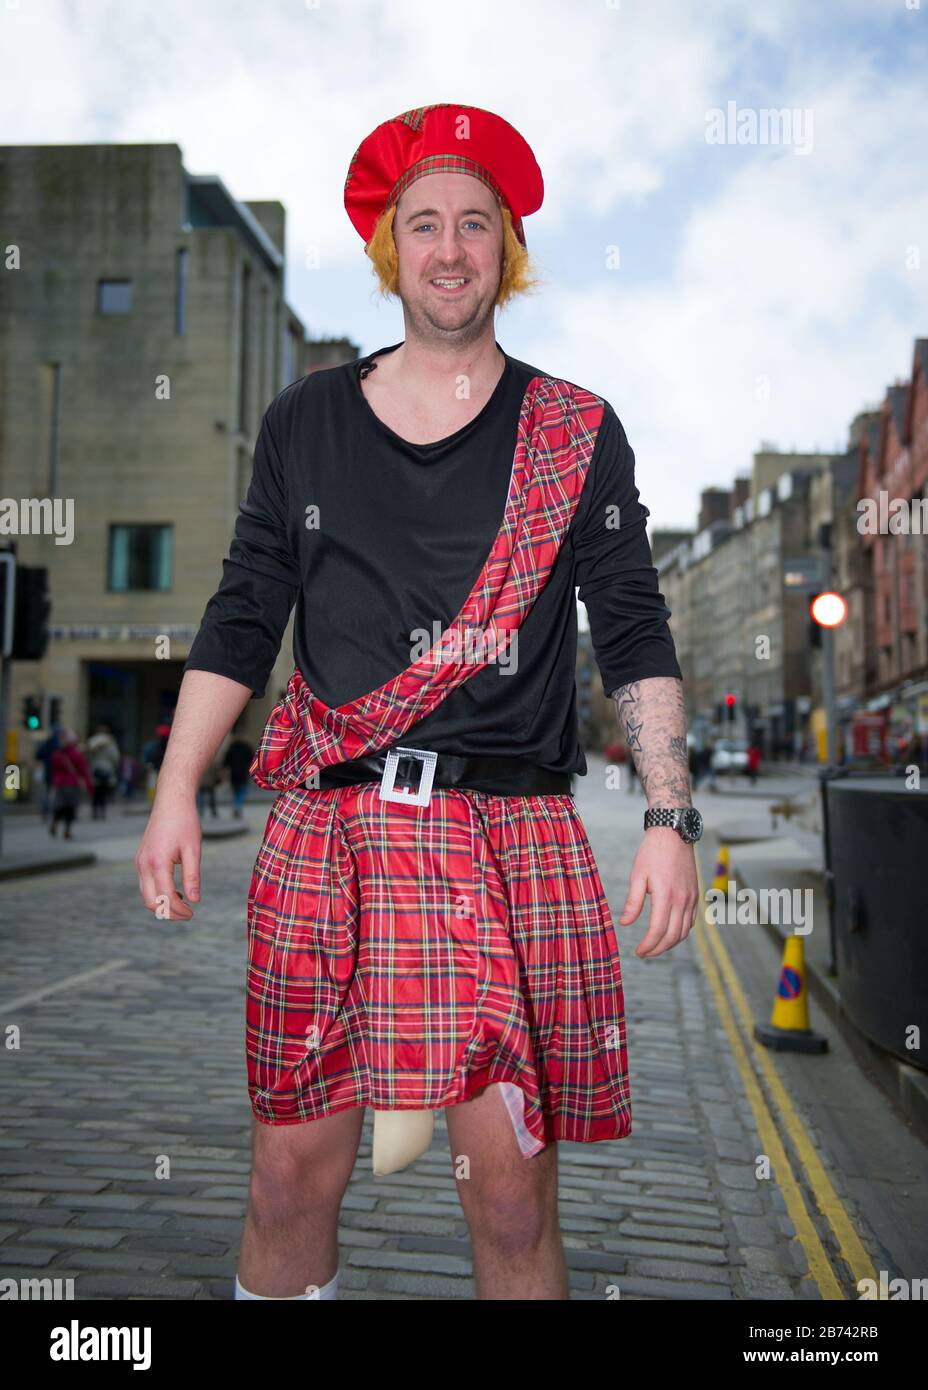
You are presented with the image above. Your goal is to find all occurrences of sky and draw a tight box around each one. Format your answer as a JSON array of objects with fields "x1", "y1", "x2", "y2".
[{"x1": 2, "y1": 0, "x2": 927, "y2": 530}]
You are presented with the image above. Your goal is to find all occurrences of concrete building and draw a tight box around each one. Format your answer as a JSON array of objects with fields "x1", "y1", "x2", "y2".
[
  {"x1": 744, "y1": 466, "x2": 825, "y2": 753},
  {"x1": 0, "y1": 143, "x2": 359, "y2": 768},
  {"x1": 654, "y1": 336, "x2": 928, "y2": 764},
  {"x1": 653, "y1": 531, "x2": 695, "y2": 718},
  {"x1": 581, "y1": 339, "x2": 927, "y2": 766},
  {"x1": 656, "y1": 455, "x2": 837, "y2": 753}
]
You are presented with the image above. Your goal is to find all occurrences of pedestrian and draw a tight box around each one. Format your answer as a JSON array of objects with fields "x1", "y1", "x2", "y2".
[
  {"x1": 197, "y1": 737, "x2": 228, "y2": 819},
  {"x1": 48, "y1": 727, "x2": 94, "y2": 839},
  {"x1": 705, "y1": 738, "x2": 718, "y2": 792},
  {"x1": 118, "y1": 752, "x2": 140, "y2": 800},
  {"x1": 35, "y1": 723, "x2": 61, "y2": 820},
  {"x1": 87, "y1": 722, "x2": 120, "y2": 819},
  {"x1": 142, "y1": 722, "x2": 171, "y2": 801},
  {"x1": 136, "y1": 103, "x2": 704, "y2": 1302},
  {"x1": 224, "y1": 732, "x2": 255, "y2": 818},
  {"x1": 746, "y1": 741, "x2": 762, "y2": 786}
]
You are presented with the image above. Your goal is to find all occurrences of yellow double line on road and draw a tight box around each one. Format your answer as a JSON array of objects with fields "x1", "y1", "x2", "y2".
[{"x1": 694, "y1": 853, "x2": 878, "y2": 1300}]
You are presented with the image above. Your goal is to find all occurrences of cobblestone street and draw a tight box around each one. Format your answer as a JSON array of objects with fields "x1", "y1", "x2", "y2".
[{"x1": 0, "y1": 760, "x2": 918, "y2": 1300}]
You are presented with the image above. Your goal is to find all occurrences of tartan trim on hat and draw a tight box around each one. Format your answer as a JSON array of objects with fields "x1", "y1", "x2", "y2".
[
  {"x1": 385, "y1": 154, "x2": 526, "y2": 246},
  {"x1": 387, "y1": 153, "x2": 503, "y2": 212},
  {"x1": 343, "y1": 145, "x2": 361, "y2": 197},
  {"x1": 398, "y1": 103, "x2": 455, "y2": 132}
]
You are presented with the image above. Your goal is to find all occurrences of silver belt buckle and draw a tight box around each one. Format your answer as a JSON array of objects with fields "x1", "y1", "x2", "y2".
[{"x1": 378, "y1": 746, "x2": 438, "y2": 807}]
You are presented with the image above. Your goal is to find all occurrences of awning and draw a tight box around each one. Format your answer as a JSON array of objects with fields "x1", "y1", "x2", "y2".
[{"x1": 898, "y1": 679, "x2": 928, "y2": 699}]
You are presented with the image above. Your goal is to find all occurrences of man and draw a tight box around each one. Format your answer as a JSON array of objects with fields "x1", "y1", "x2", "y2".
[
  {"x1": 87, "y1": 722, "x2": 121, "y2": 820},
  {"x1": 35, "y1": 721, "x2": 61, "y2": 820},
  {"x1": 223, "y1": 730, "x2": 256, "y2": 818},
  {"x1": 135, "y1": 103, "x2": 703, "y2": 1302}
]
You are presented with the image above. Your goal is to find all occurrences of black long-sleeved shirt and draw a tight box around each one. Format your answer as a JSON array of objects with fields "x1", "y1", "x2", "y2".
[{"x1": 183, "y1": 340, "x2": 682, "y2": 776}]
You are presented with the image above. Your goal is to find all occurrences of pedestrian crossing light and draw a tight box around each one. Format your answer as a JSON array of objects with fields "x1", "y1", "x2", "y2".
[{"x1": 22, "y1": 695, "x2": 41, "y2": 730}]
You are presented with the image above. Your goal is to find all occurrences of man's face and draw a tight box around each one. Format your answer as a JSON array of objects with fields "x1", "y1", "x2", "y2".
[{"x1": 392, "y1": 171, "x2": 504, "y2": 340}]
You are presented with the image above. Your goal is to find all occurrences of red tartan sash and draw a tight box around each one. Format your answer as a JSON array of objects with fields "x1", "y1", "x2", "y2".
[{"x1": 250, "y1": 375, "x2": 605, "y2": 791}]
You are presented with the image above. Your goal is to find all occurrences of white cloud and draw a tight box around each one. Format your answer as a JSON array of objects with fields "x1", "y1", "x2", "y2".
[
  {"x1": 1, "y1": 0, "x2": 925, "y2": 528},
  {"x1": 520, "y1": 48, "x2": 928, "y2": 524}
]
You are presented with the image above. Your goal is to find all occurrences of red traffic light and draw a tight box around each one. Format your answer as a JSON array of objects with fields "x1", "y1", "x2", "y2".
[
  {"x1": 810, "y1": 591, "x2": 848, "y2": 628},
  {"x1": 724, "y1": 693, "x2": 737, "y2": 707}
]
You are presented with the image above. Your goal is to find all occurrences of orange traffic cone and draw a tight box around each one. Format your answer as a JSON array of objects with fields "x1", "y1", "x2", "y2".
[{"x1": 754, "y1": 935, "x2": 828, "y2": 1053}]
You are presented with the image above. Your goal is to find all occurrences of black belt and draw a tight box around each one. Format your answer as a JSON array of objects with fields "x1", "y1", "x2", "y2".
[{"x1": 315, "y1": 749, "x2": 572, "y2": 798}]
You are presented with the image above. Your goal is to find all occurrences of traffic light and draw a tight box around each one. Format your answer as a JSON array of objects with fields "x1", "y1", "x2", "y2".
[
  {"x1": 809, "y1": 591, "x2": 847, "y2": 648},
  {"x1": 725, "y1": 693, "x2": 737, "y2": 722},
  {"x1": 12, "y1": 566, "x2": 51, "y2": 661},
  {"x1": 48, "y1": 696, "x2": 62, "y2": 727},
  {"x1": 21, "y1": 695, "x2": 41, "y2": 731}
]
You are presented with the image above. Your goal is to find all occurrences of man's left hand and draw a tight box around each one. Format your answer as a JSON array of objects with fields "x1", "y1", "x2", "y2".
[{"x1": 617, "y1": 827, "x2": 700, "y2": 958}]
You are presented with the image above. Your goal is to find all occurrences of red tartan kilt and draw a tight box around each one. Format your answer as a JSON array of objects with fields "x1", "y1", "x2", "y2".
[{"x1": 245, "y1": 783, "x2": 631, "y2": 1151}]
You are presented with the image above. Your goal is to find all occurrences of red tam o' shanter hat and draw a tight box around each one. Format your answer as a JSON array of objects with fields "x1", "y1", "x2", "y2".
[{"x1": 344, "y1": 103, "x2": 544, "y2": 249}]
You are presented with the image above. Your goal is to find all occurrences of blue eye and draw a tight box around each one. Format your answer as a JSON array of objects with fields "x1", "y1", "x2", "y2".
[{"x1": 412, "y1": 221, "x2": 485, "y2": 233}]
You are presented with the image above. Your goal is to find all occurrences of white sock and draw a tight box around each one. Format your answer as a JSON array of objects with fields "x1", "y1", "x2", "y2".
[
  {"x1": 234, "y1": 1271, "x2": 339, "y2": 1300},
  {"x1": 309, "y1": 1271, "x2": 339, "y2": 1300}
]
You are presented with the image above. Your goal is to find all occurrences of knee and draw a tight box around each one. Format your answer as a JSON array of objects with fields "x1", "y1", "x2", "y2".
[
  {"x1": 248, "y1": 1142, "x2": 344, "y2": 1230},
  {"x1": 466, "y1": 1177, "x2": 555, "y2": 1258}
]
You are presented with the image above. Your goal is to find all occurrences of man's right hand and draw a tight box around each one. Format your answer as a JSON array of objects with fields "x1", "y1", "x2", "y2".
[{"x1": 135, "y1": 791, "x2": 202, "y2": 920}]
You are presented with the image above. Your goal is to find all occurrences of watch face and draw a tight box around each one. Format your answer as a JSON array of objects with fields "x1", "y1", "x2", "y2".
[{"x1": 681, "y1": 807, "x2": 703, "y2": 842}]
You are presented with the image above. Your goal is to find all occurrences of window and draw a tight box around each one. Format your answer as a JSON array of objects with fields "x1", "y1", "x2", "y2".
[
  {"x1": 108, "y1": 525, "x2": 173, "y2": 591},
  {"x1": 98, "y1": 280, "x2": 132, "y2": 314}
]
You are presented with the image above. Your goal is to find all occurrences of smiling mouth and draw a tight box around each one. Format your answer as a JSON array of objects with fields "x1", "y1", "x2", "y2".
[{"x1": 430, "y1": 277, "x2": 471, "y2": 292}]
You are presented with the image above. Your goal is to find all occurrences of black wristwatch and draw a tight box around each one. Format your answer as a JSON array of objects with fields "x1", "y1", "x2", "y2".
[{"x1": 643, "y1": 806, "x2": 704, "y2": 844}]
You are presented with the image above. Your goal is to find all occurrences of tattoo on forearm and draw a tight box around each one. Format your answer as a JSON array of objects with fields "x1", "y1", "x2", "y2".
[{"x1": 611, "y1": 677, "x2": 693, "y2": 806}]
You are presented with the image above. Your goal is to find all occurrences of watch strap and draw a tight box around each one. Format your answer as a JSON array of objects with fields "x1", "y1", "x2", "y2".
[
  {"x1": 643, "y1": 808, "x2": 685, "y2": 830},
  {"x1": 643, "y1": 806, "x2": 702, "y2": 843}
]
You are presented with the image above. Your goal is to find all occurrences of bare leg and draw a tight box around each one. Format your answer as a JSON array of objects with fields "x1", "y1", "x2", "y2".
[
  {"x1": 237, "y1": 1105, "x2": 365, "y2": 1296},
  {"x1": 445, "y1": 1083, "x2": 568, "y2": 1300}
]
